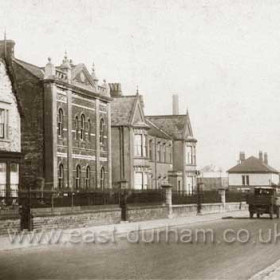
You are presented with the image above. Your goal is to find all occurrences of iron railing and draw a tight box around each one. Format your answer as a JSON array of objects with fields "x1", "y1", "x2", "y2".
[{"x1": 172, "y1": 190, "x2": 221, "y2": 205}]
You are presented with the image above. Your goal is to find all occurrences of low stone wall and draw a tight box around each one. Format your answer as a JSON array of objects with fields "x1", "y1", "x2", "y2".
[
  {"x1": 0, "y1": 217, "x2": 20, "y2": 235},
  {"x1": 0, "y1": 209, "x2": 20, "y2": 235},
  {"x1": 172, "y1": 202, "x2": 248, "y2": 218},
  {"x1": 32, "y1": 205, "x2": 121, "y2": 231},
  {"x1": 127, "y1": 205, "x2": 168, "y2": 222}
]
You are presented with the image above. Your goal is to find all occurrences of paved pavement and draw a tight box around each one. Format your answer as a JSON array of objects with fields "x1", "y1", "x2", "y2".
[
  {"x1": 0, "y1": 210, "x2": 247, "y2": 251},
  {"x1": 2, "y1": 210, "x2": 280, "y2": 279}
]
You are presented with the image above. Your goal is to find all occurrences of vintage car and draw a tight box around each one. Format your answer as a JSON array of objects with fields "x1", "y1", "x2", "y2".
[{"x1": 246, "y1": 187, "x2": 280, "y2": 219}]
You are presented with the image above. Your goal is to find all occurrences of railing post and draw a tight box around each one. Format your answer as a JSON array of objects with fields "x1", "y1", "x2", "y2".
[
  {"x1": 161, "y1": 183, "x2": 173, "y2": 218},
  {"x1": 219, "y1": 188, "x2": 226, "y2": 210}
]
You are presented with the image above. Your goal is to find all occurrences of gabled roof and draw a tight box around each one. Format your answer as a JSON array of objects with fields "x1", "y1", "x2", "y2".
[
  {"x1": 13, "y1": 58, "x2": 44, "y2": 79},
  {"x1": 111, "y1": 95, "x2": 150, "y2": 128},
  {"x1": 227, "y1": 156, "x2": 279, "y2": 174},
  {"x1": 111, "y1": 95, "x2": 138, "y2": 126},
  {"x1": 145, "y1": 114, "x2": 194, "y2": 140},
  {"x1": 146, "y1": 118, "x2": 172, "y2": 139}
]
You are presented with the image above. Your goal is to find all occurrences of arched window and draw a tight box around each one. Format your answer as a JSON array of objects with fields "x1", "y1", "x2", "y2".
[
  {"x1": 88, "y1": 119, "x2": 91, "y2": 141},
  {"x1": 58, "y1": 109, "x2": 63, "y2": 137},
  {"x1": 80, "y1": 114, "x2": 85, "y2": 140},
  {"x1": 100, "y1": 167, "x2": 105, "y2": 189},
  {"x1": 75, "y1": 116, "x2": 79, "y2": 140},
  {"x1": 85, "y1": 166, "x2": 90, "y2": 188},
  {"x1": 99, "y1": 118, "x2": 105, "y2": 146},
  {"x1": 58, "y1": 163, "x2": 64, "y2": 189},
  {"x1": 75, "y1": 165, "x2": 81, "y2": 189}
]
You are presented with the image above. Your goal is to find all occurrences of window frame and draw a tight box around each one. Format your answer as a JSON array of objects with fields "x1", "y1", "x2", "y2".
[{"x1": 75, "y1": 164, "x2": 81, "y2": 189}]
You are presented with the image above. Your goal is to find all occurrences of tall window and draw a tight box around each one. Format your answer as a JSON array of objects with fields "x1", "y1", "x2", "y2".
[
  {"x1": 242, "y1": 175, "x2": 249, "y2": 186},
  {"x1": 149, "y1": 139, "x2": 153, "y2": 160},
  {"x1": 186, "y1": 146, "x2": 192, "y2": 164},
  {"x1": 162, "y1": 143, "x2": 166, "y2": 163},
  {"x1": 80, "y1": 114, "x2": 85, "y2": 140},
  {"x1": 99, "y1": 118, "x2": 105, "y2": 146},
  {"x1": 157, "y1": 142, "x2": 161, "y2": 162},
  {"x1": 88, "y1": 119, "x2": 91, "y2": 141},
  {"x1": 100, "y1": 167, "x2": 105, "y2": 189},
  {"x1": 0, "y1": 109, "x2": 7, "y2": 139},
  {"x1": 85, "y1": 166, "x2": 90, "y2": 188},
  {"x1": 134, "y1": 135, "x2": 142, "y2": 156},
  {"x1": 58, "y1": 163, "x2": 64, "y2": 189},
  {"x1": 75, "y1": 165, "x2": 81, "y2": 189},
  {"x1": 0, "y1": 163, "x2": 6, "y2": 197},
  {"x1": 75, "y1": 116, "x2": 79, "y2": 140},
  {"x1": 143, "y1": 135, "x2": 147, "y2": 157},
  {"x1": 58, "y1": 109, "x2": 63, "y2": 137},
  {"x1": 134, "y1": 172, "x2": 143, "y2": 190}
]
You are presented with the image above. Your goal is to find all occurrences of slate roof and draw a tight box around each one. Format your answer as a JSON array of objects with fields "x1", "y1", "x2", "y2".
[
  {"x1": 146, "y1": 119, "x2": 172, "y2": 139},
  {"x1": 227, "y1": 156, "x2": 279, "y2": 174},
  {"x1": 146, "y1": 115, "x2": 190, "y2": 140},
  {"x1": 13, "y1": 58, "x2": 44, "y2": 79},
  {"x1": 111, "y1": 96, "x2": 138, "y2": 126}
]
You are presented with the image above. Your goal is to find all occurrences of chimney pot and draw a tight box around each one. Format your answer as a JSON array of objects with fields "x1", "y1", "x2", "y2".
[
  {"x1": 0, "y1": 40, "x2": 15, "y2": 59},
  {"x1": 239, "y1": 152, "x2": 245, "y2": 163},
  {"x1": 264, "y1": 152, "x2": 268, "y2": 165},
  {"x1": 109, "y1": 83, "x2": 122, "y2": 97},
  {"x1": 259, "y1": 151, "x2": 263, "y2": 162}
]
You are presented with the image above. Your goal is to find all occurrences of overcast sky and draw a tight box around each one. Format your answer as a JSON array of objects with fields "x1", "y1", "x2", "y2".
[{"x1": 1, "y1": 0, "x2": 280, "y2": 171}]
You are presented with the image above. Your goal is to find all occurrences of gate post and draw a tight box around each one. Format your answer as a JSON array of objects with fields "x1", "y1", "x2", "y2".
[
  {"x1": 219, "y1": 188, "x2": 226, "y2": 210},
  {"x1": 161, "y1": 183, "x2": 173, "y2": 218},
  {"x1": 118, "y1": 180, "x2": 128, "y2": 222}
]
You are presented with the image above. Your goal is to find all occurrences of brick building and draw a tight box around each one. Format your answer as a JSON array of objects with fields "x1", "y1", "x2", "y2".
[
  {"x1": 0, "y1": 40, "x2": 22, "y2": 201},
  {"x1": 146, "y1": 95, "x2": 198, "y2": 194},
  {"x1": 0, "y1": 39, "x2": 112, "y2": 190},
  {"x1": 110, "y1": 85, "x2": 197, "y2": 193},
  {"x1": 110, "y1": 84, "x2": 151, "y2": 189}
]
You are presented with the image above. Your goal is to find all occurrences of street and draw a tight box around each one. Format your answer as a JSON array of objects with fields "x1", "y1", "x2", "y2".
[{"x1": 1, "y1": 215, "x2": 280, "y2": 279}]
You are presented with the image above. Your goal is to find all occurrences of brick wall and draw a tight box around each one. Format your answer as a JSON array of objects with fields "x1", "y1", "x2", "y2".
[
  {"x1": 12, "y1": 62, "x2": 44, "y2": 188},
  {"x1": 32, "y1": 206, "x2": 121, "y2": 230}
]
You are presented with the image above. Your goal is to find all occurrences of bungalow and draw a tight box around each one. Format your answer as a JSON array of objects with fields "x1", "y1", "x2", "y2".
[{"x1": 227, "y1": 151, "x2": 279, "y2": 190}]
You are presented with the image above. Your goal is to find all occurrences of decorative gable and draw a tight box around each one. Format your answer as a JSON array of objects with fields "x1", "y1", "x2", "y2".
[
  {"x1": 72, "y1": 64, "x2": 94, "y2": 87},
  {"x1": 131, "y1": 98, "x2": 148, "y2": 128}
]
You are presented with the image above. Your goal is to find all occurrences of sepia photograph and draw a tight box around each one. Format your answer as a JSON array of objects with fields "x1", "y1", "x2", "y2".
[{"x1": 1, "y1": 0, "x2": 280, "y2": 279}]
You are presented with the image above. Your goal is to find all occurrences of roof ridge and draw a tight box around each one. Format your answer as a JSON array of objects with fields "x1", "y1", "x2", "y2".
[
  {"x1": 146, "y1": 118, "x2": 172, "y2": 139},
  {"x1": 146, "y1": 114, "x2": 186, "y2": 118},
  {"x1": 13, "y1": 58, "x2": 43, "y2": 69}
]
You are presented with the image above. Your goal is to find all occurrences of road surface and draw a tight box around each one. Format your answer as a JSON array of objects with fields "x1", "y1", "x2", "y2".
[{"x1": 1, "y1": 215, "x2": 280, "y2": 279}]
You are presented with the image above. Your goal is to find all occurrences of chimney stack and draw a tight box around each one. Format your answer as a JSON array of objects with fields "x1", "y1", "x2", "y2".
[
  {"x1": 239, "y1": 152, "x2": 245, "y2": 163},
  {"x1": 109, "y1": 83, "x2": 122, "y2": 97},
  {"x1": 259, "y1": 151, "x2": 263, "y2": 162},
  {"x1": 172, "y1": 94, "x2": 179, "y2": 115},
  {"x1": 264, "y1": 152, "x2": 268, "y2": 165},
  {"x1": 0, "y1": 40, "x2": 15, "y2": 59}
]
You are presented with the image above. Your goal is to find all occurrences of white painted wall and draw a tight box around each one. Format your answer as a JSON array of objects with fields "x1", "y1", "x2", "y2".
[
  {"x1": 229, "y1": 173, "x2": 279, "y2": 186},
  {"x1": 0, "y1": 60, "x2": 21, "y2": 153}
]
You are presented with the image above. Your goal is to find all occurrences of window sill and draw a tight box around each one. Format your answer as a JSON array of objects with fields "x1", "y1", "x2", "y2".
[{"x1": 0, "y1": 139, "x2": 10, "y2": 143}]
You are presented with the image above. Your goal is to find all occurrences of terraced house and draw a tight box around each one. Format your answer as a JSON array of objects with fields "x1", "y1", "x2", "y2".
[
  {"x1": 0, "y1": 39, "x2": 112, "y2": 190},
  {"x1": 0, "y1": 40, "x2": 22, "y2": 202}
]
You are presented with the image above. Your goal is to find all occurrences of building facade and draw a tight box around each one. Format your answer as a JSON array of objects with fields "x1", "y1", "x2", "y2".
[
  {"x1": 227, "y1": 152, "x2": 279, "y2": 190},
  {"x1": 146, "y1": 95, "x2": 198, "y2": 194},
  {"x1": 0, "y1": 42, "x2": 22, "y2": 201},
  {"x1": 110, "y1": 86, "x2": 197, "y2": 192},
  {"x1": 0, "y1": 40, "x2": 112, "y2": 190}
]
